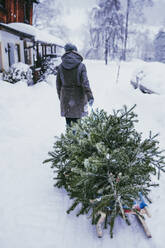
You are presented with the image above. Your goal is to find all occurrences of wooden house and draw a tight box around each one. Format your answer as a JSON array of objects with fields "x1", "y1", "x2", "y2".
[
  {"x1": 0, "y1": 22, "x2": 34, "y2": 71},
  {"x1": 0, "y1": 0, "x2": 64, "y2": 79},
  {"x1": 0, "y1": 22, "x2": 64, "y2": 74},
  {"x1": 0, "y1": 0, "x2": 39, "y2": 24}
]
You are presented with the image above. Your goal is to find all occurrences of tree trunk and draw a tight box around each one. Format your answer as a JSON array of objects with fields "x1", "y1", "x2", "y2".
[
  {"x1": 122, "y1": 0, "x2": 130, "y2": 61},
  {"x1": 105, "y1": 38, "x2": 108, "y2": 65}
]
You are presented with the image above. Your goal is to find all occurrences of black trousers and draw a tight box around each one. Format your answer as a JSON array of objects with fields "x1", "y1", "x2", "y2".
[{"x1": 65, "y1": 118, "x2": 79, "y2": 127}]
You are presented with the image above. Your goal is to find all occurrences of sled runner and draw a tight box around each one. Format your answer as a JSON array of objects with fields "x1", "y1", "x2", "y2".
[
  {"x1": 124, "y1": 208, "x2": 152, "y2": 238},
  {"x1": 94, "y1": 193, "x2": 152, "y2": 238},
  {"x1": 95, "y1": 208, "x2": 151, "y2": 238}
]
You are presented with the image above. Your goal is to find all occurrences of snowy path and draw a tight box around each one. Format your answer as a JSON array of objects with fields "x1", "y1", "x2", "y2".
[{"x1": 0, "y1": 61, "x2": 165, "y2": 248}]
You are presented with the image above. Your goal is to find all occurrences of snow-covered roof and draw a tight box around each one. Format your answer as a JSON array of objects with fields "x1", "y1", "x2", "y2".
[
  {"x1": 0, "y1": 23, "x2": 34, "y2": 39},
  {"x1": 35, "y1": 29, "x2": 65, "y2": 47},
  {"x1": 3, "y1": 23, "x2": 64, "y2": 47},
  {"x1": 8, "y1": 23, "x2": 36, "y2": 36}
]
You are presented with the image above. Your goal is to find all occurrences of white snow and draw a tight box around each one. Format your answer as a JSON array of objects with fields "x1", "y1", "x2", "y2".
[
  {"x1": 7, "y1": 22, "x2": 36, "y2": 36},
  {"x1": 130, "y1": 60, "x2": 165, "y2": 94},
  {"x1": 1, "y1": 59, "x2": 165, "y2": 248},
  {"x1": 7, "y1": 22, "x2": 65, "y2": 46}
]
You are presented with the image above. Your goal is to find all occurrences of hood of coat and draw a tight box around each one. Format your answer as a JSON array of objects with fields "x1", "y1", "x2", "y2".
[{"x1": 61, "y1": 51, "x2": 83, "y2": 70}]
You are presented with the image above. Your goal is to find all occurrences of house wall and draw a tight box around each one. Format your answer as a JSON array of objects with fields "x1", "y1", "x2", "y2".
[
  {"x1": 0, "y1": 8, "x2": 7, "y2": 22},
  {"x1": 24, "y1": 40, "x2": 34, "y2": 66},
  {"x1": 0, "y1": 0, "x2": 33, "y2": 24},
  {"x1": 0, "y1": 29, "x2": 25, "y2": 71}
]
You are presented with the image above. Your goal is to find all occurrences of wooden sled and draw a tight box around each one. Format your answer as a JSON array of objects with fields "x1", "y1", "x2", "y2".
[
  {"x1": 95, "y1": 207, "x2": 152, "y2": 238},
  {"x1": 96, "y1": 211, "x2": 106, "y2": 238},
  {"x1": 125, "y1": 207, "x2": 152, "y2": 238}
]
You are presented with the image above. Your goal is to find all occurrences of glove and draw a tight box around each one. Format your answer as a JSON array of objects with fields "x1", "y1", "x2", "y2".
[{"x1": 88, "y1": 99, "x2": 94, "y2": 107}]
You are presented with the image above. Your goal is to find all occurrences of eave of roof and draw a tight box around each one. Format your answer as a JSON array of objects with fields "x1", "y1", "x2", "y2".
[
  {"x1": 0, "y1": 23, "x2": 64, "y2": 47},
  {"x1": 0, "y1": 23, "x2": 35, "y2": 40},
  {"x1": 7, "y1": 23, "x2": 64, "y2": 47}
]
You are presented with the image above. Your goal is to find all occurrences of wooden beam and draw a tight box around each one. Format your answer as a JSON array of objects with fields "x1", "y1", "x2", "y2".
[{"x1": 0, "y1": 42, "x2": 4, "y2": 71}]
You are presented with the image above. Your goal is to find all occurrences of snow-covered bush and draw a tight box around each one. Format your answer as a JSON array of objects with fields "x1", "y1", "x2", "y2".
[
  {"x1": 0, "y1": 72, "x2": 3, "y2": 80},
  {"x1": 3, "y1": 62, "x2": 33, "y2": 84},
  {"x1": 43, "y1": 56, "x2": 59, "y2": 75},
  {"x1": 38, "y1": 56, "x2": 60, "y2": 82}
]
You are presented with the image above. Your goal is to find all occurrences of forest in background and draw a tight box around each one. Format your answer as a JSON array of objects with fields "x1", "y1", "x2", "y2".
[{"x1": 33, "y1": 0, "x2": 165, "y2": 63}]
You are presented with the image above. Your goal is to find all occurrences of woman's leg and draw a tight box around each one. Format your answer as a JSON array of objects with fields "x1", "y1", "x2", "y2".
[{"x1": 66, "y1": 118, "x2": 79, "y2": 127}]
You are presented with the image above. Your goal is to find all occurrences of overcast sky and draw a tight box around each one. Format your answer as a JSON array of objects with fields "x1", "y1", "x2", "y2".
[
  {"x1": 62, "y1": 0, "x2": 97, "y2": 29},
  {"x1": 50, "y1": 0, "x2": 165, "y2": 49},
  {"x1": 145, "y1": 0, "x2": 165, "y2": 26},
  {"x1": 60, "y1": 0, "x2": 97, "y2": 48},
  {"x1": 61, "y1": 0, "x2": 165, "y2": 30},
  {"x1": 63, "y1": 0, "x2": 97, "y2": 9}
]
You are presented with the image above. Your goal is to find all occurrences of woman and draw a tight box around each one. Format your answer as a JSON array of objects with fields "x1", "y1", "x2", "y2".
[{"x1": 56, "y1": 43, "x2": 94, "y2": 126}]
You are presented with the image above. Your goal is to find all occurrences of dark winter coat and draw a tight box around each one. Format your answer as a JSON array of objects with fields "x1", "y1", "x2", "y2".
[{"x1": 56, "y1": 51, "x2": 94, "y2": 118}]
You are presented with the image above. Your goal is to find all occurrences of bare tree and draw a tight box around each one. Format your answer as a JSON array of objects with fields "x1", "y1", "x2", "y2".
[
  {"x1": 122, "y1": 0, "x2": 130, "y2": 60},
  {"x1": 122, "y1": 0, "x2": 153, "y2": 61},
  {"x1": 33, "y1": 0, "x2": 69, "y2": 41},
  {"x1": 89, "y1": 0, "x2": 124, "y2": 64}
]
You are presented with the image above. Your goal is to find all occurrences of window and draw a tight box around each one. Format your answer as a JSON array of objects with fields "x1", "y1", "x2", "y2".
[
  {"x1": 24, "y1": 1, "x2": 30, "y2": 24},
  {"x1": 8, "y1": 43, "x2": 15, "y2": 67},
  {"x1": 35, "y1": 43, "x2": 42, "y2": 68},
  {"x1": 42, "y1": 45, "x2": 46, "y2": 56},
  {"x1": 46, "y1": 45, "x2": 51, "y2": 55},
  {"x1": 0, "y1": 16, "x2": 6, "y2": 22},
  {"x1": 24, "y1": 41, "x2": 33, "y2": 65},
  {"x1": 53, "y1": 45, "x2": 56, "y2": 54},
  {"x1": 13, "y1": 0, "x2": 17, "y2": 21},
  {"x1": 14, "y1": 44, "x2": 21, "y2": 63},
  {"x1": 0, "y1": 0, "x2": 5, "y2": 8},
  {"x1": 7, "y1": 43, "x2": 21, "y2": 67}
]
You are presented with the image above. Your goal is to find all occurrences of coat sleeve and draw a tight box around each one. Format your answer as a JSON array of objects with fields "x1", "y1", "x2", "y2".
[
  {"x1": 56, "y1": 67, "x2": 62, "y2": 99},
  {"x1": 80, "y1": 64, "x2": 94, "y2": 101}
]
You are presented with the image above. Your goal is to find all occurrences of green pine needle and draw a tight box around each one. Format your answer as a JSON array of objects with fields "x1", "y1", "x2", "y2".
[{"x1": 44, "y1": 105, "x2": 165, "y2": 238}]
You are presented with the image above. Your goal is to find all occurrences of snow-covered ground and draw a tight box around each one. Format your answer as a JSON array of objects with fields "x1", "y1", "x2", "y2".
[{"x1": 1, "y1": 60, "x2": 165, "y2": 248}]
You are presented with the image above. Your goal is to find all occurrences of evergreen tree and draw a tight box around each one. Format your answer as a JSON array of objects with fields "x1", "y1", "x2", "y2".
[{"x1": 44, "y1": 105, "x2": 165, "y2": 238}]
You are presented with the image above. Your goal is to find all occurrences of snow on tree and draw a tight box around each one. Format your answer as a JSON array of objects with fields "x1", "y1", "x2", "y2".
[
  {"x1": 88, "y1": 0, "x2": 154, "y2": 61},
  {"x1": 89, "y1": 0, "x2": 124, "y2": 63},
  {"x1": 44, "y1": 105, "x2": 165, "y2": 238},
  {"x1": 122, "y1": 0, "x2": 154, "y2": 60},
  {"x1": 154, "y1": 29, "x2": 165, "y2": 63},
  {"x1": 33, "y1": 0, "x2": 69, "y2": 41}
]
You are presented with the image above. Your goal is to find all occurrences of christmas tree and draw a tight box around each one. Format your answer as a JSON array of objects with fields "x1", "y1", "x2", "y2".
[{"x1": 44, "y1": 105, "x2": 165, "y2": 238}]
